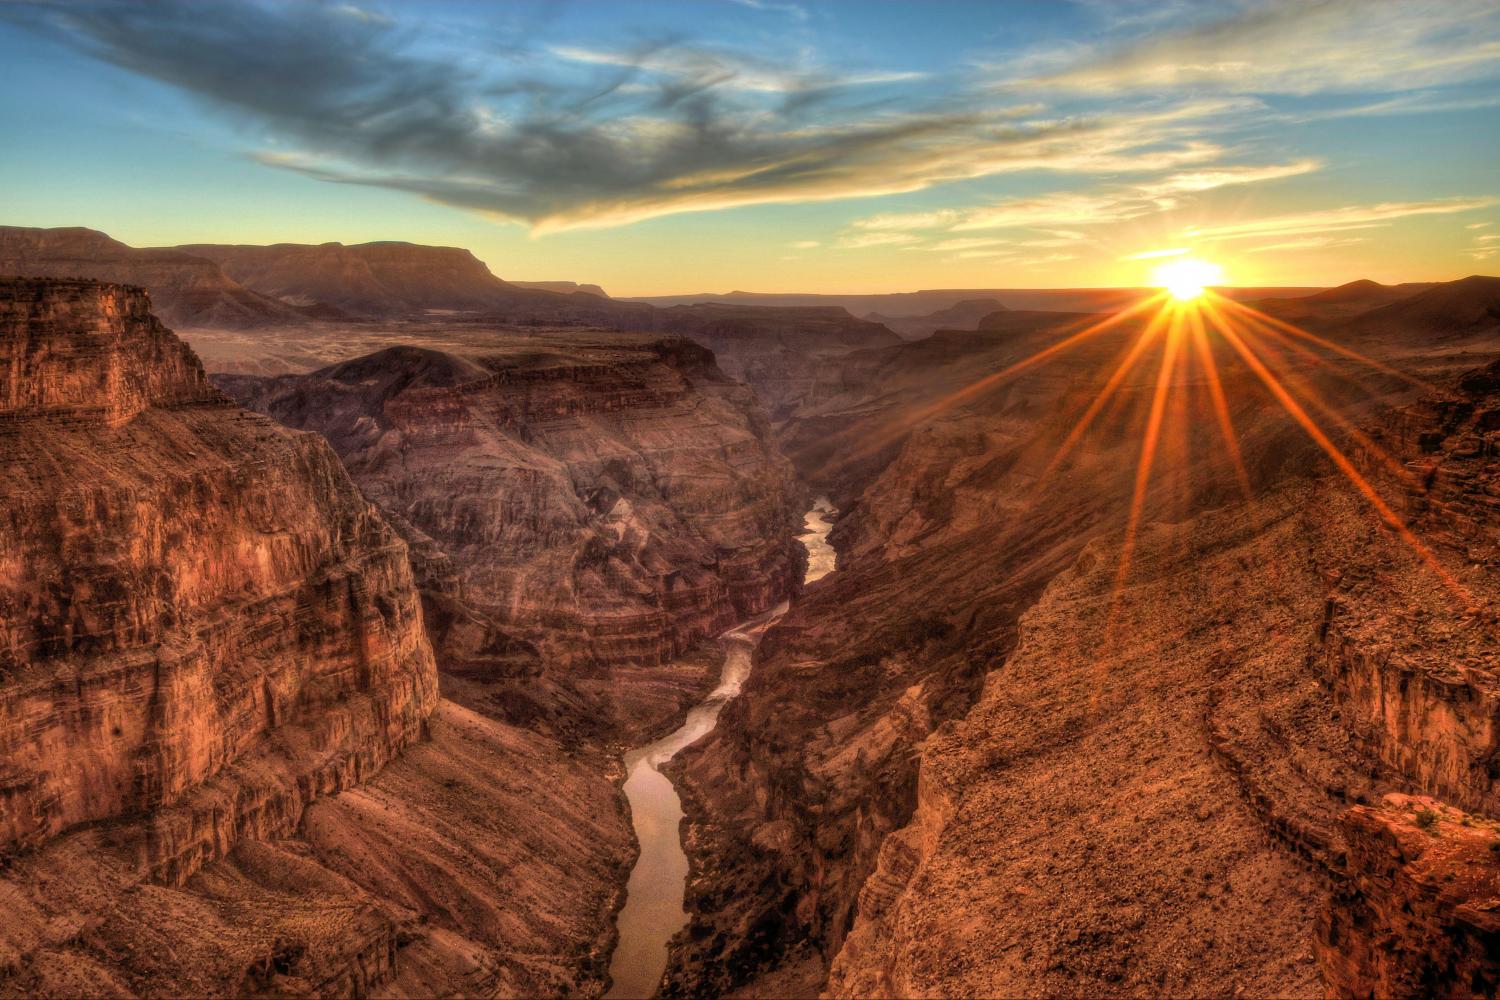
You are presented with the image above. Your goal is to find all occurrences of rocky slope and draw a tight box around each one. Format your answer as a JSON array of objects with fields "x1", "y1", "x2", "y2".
[
  {"x1": 864, "y1": 297, "x2": 1007, "y2": 339},
  {"x1": 0, "y1": 228, "x2": 307, "y2": 329},
  {"x1": 662, "y1": 284, "x2": 1500, "y2": 997},
  {"x1": 0, "y1": 278, "x2": 764, "y2": 999},
  {"x1": 215, "y1": 335, "x2": 804, "y2": 736},
  {"x1": 0, "y1": 277, "x2": 438, "y2": 876},
  {"x1": 647, "y1": 305, "x2": 902, "y2": 420},
  {"x1": 176, "y1": 240, "x2": 606, "y2": 319}
]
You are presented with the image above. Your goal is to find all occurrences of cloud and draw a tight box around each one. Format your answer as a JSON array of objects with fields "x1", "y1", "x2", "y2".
[
  {"x1": 948, "y1": 157, "x2": 1314, "y2": 232},
  {"x1": 1469, "y1": 222, "x2": 1494, "y2": 229},
  {"x1": 726, "y1": 0, "x2": 809, "y2": 21},
  {"x1": 838, "y1": 232, "x2": 923, "y2": 249},
  {"x1": 928, "y1": 237, "x2": 1007, "y2": 252},
  {"x1": 1182, "y1": 196, "x2": 1500, "y2": 242},
  {"x1": 1, "y1": 0, "x2": 1315, "y2": 234},
  {"x1": 789, "y1": 239, "x2": 820, "y2": 248},
  {"x1": 1014, "y1": 0, "x2": 1500, "y2": 95},
  {"x1": 846, "y1": 156, "x2": 1318, "y2": 236},
  {"x1": 1120, "y1": 247, "x2": 1190, "y2": 261},
  {"x1": 1244, "y1": 236, "x2": 1368, "y2": 253},
  {"x1": 1133, "y1": 159, "x2": 1322, "y2": 198}
]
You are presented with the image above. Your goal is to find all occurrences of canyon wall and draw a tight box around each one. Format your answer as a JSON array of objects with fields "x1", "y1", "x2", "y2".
[
  {"x1": 216, "y1": 336, "x2": 804, "y2": 733},
  {"x1": 665, "y1": 297, "x2": 1500, "y2": 997},
  {"x1": 1318, "y1": 794, "x2": 1500, "y2": 998},
  {"x1": 0, "y1": 277, "x2": 439, "y2": 882},
  {"x1": 0, "y1": 278, "x2": 729, "y2": 998}
]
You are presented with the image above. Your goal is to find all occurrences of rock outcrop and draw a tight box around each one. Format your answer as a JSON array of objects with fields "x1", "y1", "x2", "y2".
[
  {"x1": 663, "y1": 286, "x2": 1500, "y2": 997},
  {"x1": 0, "y1": 276, "x2": 438, "y2": 880},
  {"x1": 1319, "y1": 795, "x2": 1500, "y2": 998},
  {"x1": 0, "y1": 278, "x2": 730, "y2": 998},
  {"x1": 215, "y1": 335, "x2": 803, "y2": 734},
  {"x1": 176, "y1": 240, "x2": 594, "y2": 318},
  {"x1": 0, "y1": 228, "x2": 308, "y2": 329}
]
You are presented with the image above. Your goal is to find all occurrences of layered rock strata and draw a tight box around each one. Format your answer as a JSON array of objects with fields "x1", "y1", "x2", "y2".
[
  {"x1": 0, "y1": 278, "x2": 439, "y2": 881},
  {"x1": 1318, "y1": 794, "x2": 1500, "y2": 998},
  {"x1": 0, "y1": 278, "x2": 721, "y2": 998},
  {"x1": 665, "y1": 293, "x2": 1500, "y2": 997},
  {"x1": 216, "y1": 337, "x2": 803, "y2": 732}
]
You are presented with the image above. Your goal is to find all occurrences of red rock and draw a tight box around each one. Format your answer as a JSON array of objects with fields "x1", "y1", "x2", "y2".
[{"x1": 1318, "y1": 794, "x2": 1500, "y2": 998}]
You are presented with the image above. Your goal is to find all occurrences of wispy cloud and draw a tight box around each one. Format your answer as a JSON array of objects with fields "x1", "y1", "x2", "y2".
[
  {"x1": 927, "y1": 237, "x2": 1007, "y2": 252},
  {"x1": 1182, "y1": 197, "x2": 1500, "y2": 242},
  {"x1": 1120, "y1": 247, "x2": 1190, "y2": 261},
  {"x1": 838, "y1": 231, "x2": 923, "y2": 249},
  {"x1": 1012, "y1": 0, "x2": 1500, "y2": 95},
  {"x1": 0, "y1": 0, "x2": 1341, "y2": 235},
  {"x1": 726, "y1": 0, "x2": 809, "y2": 22},
  {"x1": 1244, "y1": 235, "x2": 1368, "y2": 253}
]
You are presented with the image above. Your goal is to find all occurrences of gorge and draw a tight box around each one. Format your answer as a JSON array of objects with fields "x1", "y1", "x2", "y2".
[
  {"x1": 1, "y1": 239, "x2": 1499, "y2": 999},
  {"x1": 607, "y1": 499, "x2": 836, "y2": 999}
]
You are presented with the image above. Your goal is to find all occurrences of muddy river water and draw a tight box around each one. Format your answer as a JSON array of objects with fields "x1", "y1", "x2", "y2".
[{"x1": 604, "y1": 499, "x2": 836, "y2": 998}]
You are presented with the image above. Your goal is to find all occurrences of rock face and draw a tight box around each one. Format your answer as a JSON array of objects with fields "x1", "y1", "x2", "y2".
[
  {"x1": 0, "y1": 228, "x2": 307, "y2": 329},
  {"x1": 864, "y1": 297, "x2": 1007, "y2": 339},
  {"x1": 1319, "y1": 794, "x2": 1500, "y2": 998},
  {"x1": 1347, "y1": 275, "x2": 1500, "y2": 340},
  {"x1": 0, "y1": 278, "x2": 731, "y2": 999},
  {"x1": 0, "y1": 277, "x2": 438, "y2": 880},
  {"x1": 511, "y1": 280, "x2": 610, "y2": 298},
  {"x1": 661, "y1": 284, "x2": 1500, "y2": 998},
  {"x1": 215, "y1": 335, "x2": 803, "y2": 734},
  {"x1": 176, "y1": 240, "x2": 575, "y2": 318},
  {"x1": 3, "y1": 227, "x2": 904, "y2": 421},
  {"x1": 649, "y1": 305, "x2": 902, "y2": 420}
]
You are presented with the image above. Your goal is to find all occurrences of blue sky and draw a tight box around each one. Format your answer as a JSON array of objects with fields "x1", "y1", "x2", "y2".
[{"x1": 2, "y1": 0, "x2": 1499, "y2": 293}]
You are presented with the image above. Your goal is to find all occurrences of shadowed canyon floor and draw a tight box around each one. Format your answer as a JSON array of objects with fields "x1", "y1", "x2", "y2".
[{"x1": 3, "y1": 251, "x2": 1500, "y2": 999}]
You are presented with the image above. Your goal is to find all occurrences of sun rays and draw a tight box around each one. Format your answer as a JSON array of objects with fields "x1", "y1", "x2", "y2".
[{"x1": 862, "y1": 279, "x2": 1478, "y2": 634}]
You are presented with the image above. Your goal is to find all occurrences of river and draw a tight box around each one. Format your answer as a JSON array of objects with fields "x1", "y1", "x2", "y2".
[{"x1": 604, "y1": 498, "x2": 836, "y2": 998}]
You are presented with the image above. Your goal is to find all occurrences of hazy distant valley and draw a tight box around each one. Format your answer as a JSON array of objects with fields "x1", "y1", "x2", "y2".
[{"x1": 3, "y1": 220, "x2": 1500, "y2": 1000}]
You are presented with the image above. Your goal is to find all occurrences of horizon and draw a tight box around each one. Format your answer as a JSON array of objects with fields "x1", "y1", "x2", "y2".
[{"x1": 1, "y1": 1, "x2": 1498, "y2": 296}]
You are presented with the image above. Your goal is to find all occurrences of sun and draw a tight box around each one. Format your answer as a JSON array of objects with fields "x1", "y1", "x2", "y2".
[{"x1": 1152, "y1": 258, "x2": 1223, "y2": 301}]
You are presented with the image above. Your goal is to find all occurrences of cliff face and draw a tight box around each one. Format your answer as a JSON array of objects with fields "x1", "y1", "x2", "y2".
[
  {"x1": 176, "y1": 240, "x2": 548, "y2": 317},
  {"x1": 4, "y1": 227, "x2": 904, "y2": 424},
  {"x1": 0, "y1": 228, "x2": 306, "y2": 329},
  {"x1": 650, "y1": 304, "x2": 902, "y2": 420},
  {"x1": 0, "y1": 279, "x2": 757, "y2": 998},
  {"x1": 215, "y1": 336, "x2": 803, "y2": 733},
  {"x1": 1319, "y1": 794, "x2": 1500, "y2": 999},
  {"x1": 0, "y1": 277, "x2": 438, "y2": 880},
  {"x1": 664, "y1": 290, "x2": 1500, "y2": 998}
]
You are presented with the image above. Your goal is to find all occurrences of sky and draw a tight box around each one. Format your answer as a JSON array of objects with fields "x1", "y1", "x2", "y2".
[{"x1": 2, "y1": 0, "x2": 1499, "y2": 295}]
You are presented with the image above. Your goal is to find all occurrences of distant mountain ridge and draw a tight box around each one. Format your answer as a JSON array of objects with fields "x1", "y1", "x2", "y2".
[
  {"x1": 1346, "y1": 275, "x2": 1500, "y2": 338},
  {"x1": 174, "y1": 240, "x2": 577, "y2": 318},
  {"x1": 0, "y1": 226, "x2": 309, "y2": 328},
  {"x1": 511, "y1": 279, "x2": 610, "y2": 298}
]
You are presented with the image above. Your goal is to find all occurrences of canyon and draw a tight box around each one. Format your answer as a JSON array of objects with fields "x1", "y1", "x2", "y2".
[{"x1": 2, "y1": 236, "x2": 1500, "y2": 1000}]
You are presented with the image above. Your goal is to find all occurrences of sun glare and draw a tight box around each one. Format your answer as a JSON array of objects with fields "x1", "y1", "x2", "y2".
[{"x1": 1153, "y1": 258, "x2": 1223, "y2": 301}]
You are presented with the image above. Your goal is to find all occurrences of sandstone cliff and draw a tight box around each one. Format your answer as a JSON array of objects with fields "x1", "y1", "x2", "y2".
[
  {"x1": 216, "y1": 336, "x2": 803, "y2": 735},
  {"x1": 176, "y1": 240, "x2": 588, "y2": 318},
  {"x1": 0, "y1": 228, "x2": 308, "y2": 329},
  {"x1": 664, "y1": 288, "x2": 1500, "y2": 997},
  {"x1": 0, "y1": 277, "x2": 439, "y2": 879},
  {"x1": 1319, "y1": 794, "x2": 1500, "y2": 998},
  {"x1": 3, "y1": 227, "x2": 902, "y2": 421},
  {"x1": 0, "y1": 278, "x2": 730, "y2": 998}
]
